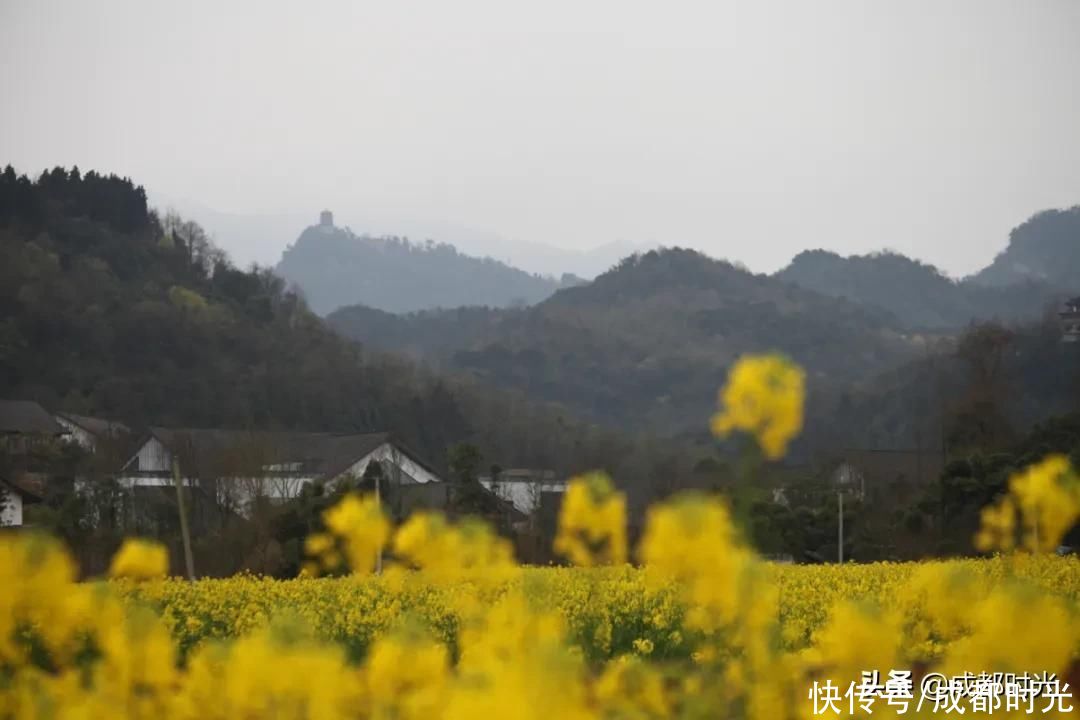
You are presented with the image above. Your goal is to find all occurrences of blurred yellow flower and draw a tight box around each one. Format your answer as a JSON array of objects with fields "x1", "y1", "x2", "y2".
[
  {"x1": 5, "y1": 357, "x2": 1080, "y2": 720},
  {"x1": 638, "y1": 493, "x2": 757, "y2": 633},
  {"x1": 711, "y1": 353, "x2": 805, "y2": 459},
  {"x1": 109, "y1": 538, "x2": 168, "y2": 580},
  {"x1": 553, "y1": 472, "x2": 627, "y2": 567},
  {"x1": 975, "y1": 455, "x2": 1080, "y2": 553},
  {"x1": 393, "y1": 512, "x2": 517, "y2": 589},
  {"x1": 1010, "y1": 454, "x2": 1080, "y2": 552},
  {"x1": 974, "y1": 497, "x2": 1017, "y2": 553},
  {"x1": 309, "y1": 493, "x2": 390, "y2": 575}
]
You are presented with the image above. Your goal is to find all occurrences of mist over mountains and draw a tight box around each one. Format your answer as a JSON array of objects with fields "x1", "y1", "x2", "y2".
[
  {"x1": 162, "y1": 191, "x2": 1080, "y2": 327},
  {"x1": 775, "y1": 250, "x2": 1058, "y2": 330},
  {"x1": 275, "y1": 219, "x2": 585, "y2": 315},
  {"x1": 280, "y1": 201, "x2": 1078, "y2": 330},
  {"x1": 774, "y1": 206, "x2": 1080, "y2": 330},
  {"x1": 329, "y1": 247, "x2": 920, "y2": 436},
  {"x1": 321, "y1": 202, "x2": 1080, "y2": 451},
  {"x1": 153, "y1": 195, "x2": 652, "y2": 281},
  {"x1": 970, "y1": 206, "x2": 1080, "y2": 288}
]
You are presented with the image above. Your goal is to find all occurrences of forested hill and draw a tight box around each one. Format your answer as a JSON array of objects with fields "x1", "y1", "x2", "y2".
[
  {"x1": 275, "y1": 221, "x2": 583, "y2": 315},
  {"x1": 0, "y1": 166, "x2": 687, "y2": 500},
  {"x1": 970, "y1": 206, "x2": 1080, "y2": 288},
  {"x1": 776, "y1": 249, "x2": 1058, "y2": 330},
  {"x1": 329, "y1": 248, "x2": 921, "y2": 435}
]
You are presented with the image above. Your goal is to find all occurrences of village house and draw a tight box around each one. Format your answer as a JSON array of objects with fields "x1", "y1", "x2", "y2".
[
  {"x1": 117, "y1": 427, "x2": 446, "y2": 517},
  {"x1": 55, "y1": 412, "x2": 130, "y2": 453},
  {"x1": 0, "y1": 399, "x2": 66, "y2": 527},
  {"x1": 0, "y1": 475, "x2": 43, "y2": 527},
  {"x1": 478, "y1": 468, "x2": 566, "y2": 518},
  {"x1": 0, "y1": 399, "x2": 67, "y2": 450}
]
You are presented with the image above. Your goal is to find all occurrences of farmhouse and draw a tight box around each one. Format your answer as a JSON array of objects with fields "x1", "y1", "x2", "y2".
[
  {"x1": 0, "y1": 399, "x2": 67, "y2": 449},
  {"x1": 118, "y1": 427, "x2": 445, "y2": 514},
  {"x1": 478, "y1": 468, "x2": 566, "y2": 517},
  {"x1": 1, "y1": 475, "x2": 43, "y2": 528},
  {"x1": 55, "y1": 412, "x2": 130, "y2": 452},
  {"x1": 0, "y1": 399, "x2": 64, "y2": 527}
]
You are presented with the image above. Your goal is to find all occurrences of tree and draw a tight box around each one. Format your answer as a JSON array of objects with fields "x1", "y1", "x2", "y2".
[
  {"x1": 447, "y1": 443, "x2": 488, "y2": 516},
  {"x1": 948, "y1": 321, "x2": 1015, "y2": 452},
  {"x1": 448, "y1": 443, "x2": 482, "y2": 485},
  {"x1": 361, "y1": 460, "x2": 384, "y2": 494}
]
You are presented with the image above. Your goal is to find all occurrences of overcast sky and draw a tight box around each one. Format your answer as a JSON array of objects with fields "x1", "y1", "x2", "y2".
[{"x1": 2, "y1": 0, "x2": 1079, "y2": 275}]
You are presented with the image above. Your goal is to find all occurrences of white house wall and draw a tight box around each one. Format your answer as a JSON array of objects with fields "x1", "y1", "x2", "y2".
[
  {"x1": 116, "y1": 474, "x2": 173, "y2": 489},
  {"x1": 338, "y1": 443, "x2": 442, "y2": 486},
  {"x1": 117, "y1": 474, "x2": 314, "y2": 498},
  {"x1": 479, "y1": 479, "x2": 567, "y2": 515},
  {"x1": 1, "y1": 490, "x2": 24, "y2": 527},
  {"x1": 132, "y1": 437, "x2": 172, "y2": 472},
  {"x1": 55, "y1": 417, "x2": 95, "y2": 451},
  {"x1": 116, "y1": 472, "x2": 315, "y2": 520},
  {"x1": 118, "y1": 440, "x2": 441, "y2": 513}
]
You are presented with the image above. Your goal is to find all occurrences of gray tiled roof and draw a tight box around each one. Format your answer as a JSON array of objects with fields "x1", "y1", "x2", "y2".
[
  {"x1": 144, "y1": 427, "x2": 423, "y2": 482},
  {"x1": 56, "y1": 412, "x2": 130, "y2": 438},
  {"x1": 0, "y1": 400, "x2": 65, "y2": 435}
]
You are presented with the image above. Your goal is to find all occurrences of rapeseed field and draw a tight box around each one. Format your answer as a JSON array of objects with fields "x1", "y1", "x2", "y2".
[{"x1": 4, "y1": 354, "x2": 1080, "y2": 718}]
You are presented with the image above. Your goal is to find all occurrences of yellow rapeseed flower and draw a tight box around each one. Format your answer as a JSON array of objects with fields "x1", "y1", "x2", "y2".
[
  {"x1": 638, "y1": 493, "x2": 757, "y2": 633},
  {"x1": 974, "y1": 455, "x2": 1080, "y2": 554},
  {"x1": 711, "y1": 353, "x2": 805, "y2": 459},
  {"x1": 393, "y1": 512, "x2": 517, "y2": 588},
  {"x1": 108, "y1": 538, "x2": 169, "y2": 580},
  {"x1": 311, "y1": 493, "x2": 390, "y2": 575},
  {"x1": 553, "y1": 472, "x2": 627, "y2": 567},
  {"x1": 7, "y1": 362, "x2": 1080, "y2": 720},
  {"x1": 1010, "y1": 454, "x2": 1080, "y2": 552}
]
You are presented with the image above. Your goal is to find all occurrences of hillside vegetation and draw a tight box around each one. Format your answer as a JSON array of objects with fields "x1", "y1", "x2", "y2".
[
  {"x1": 276, "y1": 222, "x2": 582, "y2": 315},
  {"x1": 331, "y1": 248, "x2": 919, "y2": 437},
  {"x1": 0, "y1": 166, "x2": 685, "y2": 502},
  {"x1": 972, "y1": 205, "x2": 1080, "y2": 288},
  {"x1": 777, "y1": 248, "x2": 1059, "y2": 330}
]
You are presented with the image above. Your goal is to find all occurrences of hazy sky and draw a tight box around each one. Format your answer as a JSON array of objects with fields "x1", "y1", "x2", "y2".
[{"x1": 2, "y1": 0, "x2": 1079, "y2": 275}]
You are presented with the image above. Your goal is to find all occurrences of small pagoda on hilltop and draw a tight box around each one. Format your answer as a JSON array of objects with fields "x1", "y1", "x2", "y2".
[
  {"x1": 1059, "y1": 296, "x2": 1080, "y2": 342},
  {"x1": 319, "y1": 209, "x2": 334, "y2": 229}
]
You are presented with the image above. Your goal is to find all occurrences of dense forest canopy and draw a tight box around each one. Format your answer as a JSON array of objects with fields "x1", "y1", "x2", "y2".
[
  {"x1": 276, "y1": 221, "x2": 583, "y2": 315},
  {"x1": 0, "y1": 166, "x2": 692, "y2": 509}
]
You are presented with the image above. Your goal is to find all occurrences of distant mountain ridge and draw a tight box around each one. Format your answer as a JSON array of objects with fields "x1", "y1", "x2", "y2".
[
  {"x1": 155, "y1": 196, "x2": 651, "y2": 280},
  {"x1": 770, "y1": 203, "x2": 1080, "y2": 330},
  {"x1": 970, "y1": 206, "x2": 1080, "y2": 288},
  {"x1": 329, "y1": 247, "x2": 920, "y2": 437},
  {"x1": 282, "y1": 202, "x2": 1078, "y2": 323},
  {"x1": 275, "y1": 216, "x2": 583, "y2": 315},
  {"x1": 327, "y1": 201, "x2": 1080, "y2": 441},
  {"x1": 775, "y1": 249, "x2": 1059, "y2": 330}
]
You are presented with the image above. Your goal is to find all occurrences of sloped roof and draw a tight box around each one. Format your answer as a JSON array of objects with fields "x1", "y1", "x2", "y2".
[
  {"x1": 140, "y1": 427, "x2": 434, "y2": 483},
  {"x1": 1, "y1": 473, "x2": 45, "y2": 501},
  {"x1": 0, "y1": 400, "x2": 65, "y2": 435},
  {"x1": 56, "y1": 412, "x2": 130, "y2": 438},
  {"x1": 314, "y1": 432, "x2": 393, "y2": 480}
]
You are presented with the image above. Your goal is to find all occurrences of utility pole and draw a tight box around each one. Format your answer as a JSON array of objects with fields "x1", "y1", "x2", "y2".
[
  {"x1": 838, "y1": 489, "x2": 844, "y2": 564},
  {"x1": 374, "y1": 464, "x2": 383, "y2": 574},
  {"x1": 172, "y1": 455, "x2": 196, "y2": 580}
]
